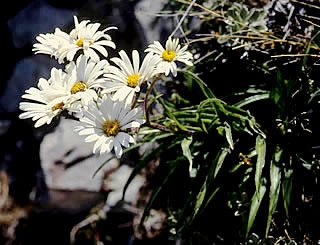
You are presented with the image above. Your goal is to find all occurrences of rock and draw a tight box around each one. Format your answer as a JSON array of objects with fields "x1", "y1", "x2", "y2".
[
  {"x1": 2, "y1": 0, "x2": 74, "y2": 113},
  {"x1": 103, "y1": 164, "x2": 145, "y2": 207},
  {"x1": 40, "y1": 119, "x2": 119, "y2": 192},
  {"x1": 0, "y1": 115, "x2": 47, "y2": 204},
  {"x1": 7, "y1": 0, "x2": 74, "y2": 49},
  {"x1": 133, "y1": 208, "x2": 166, "y2": 240},
  {"x1": 0, "y1": 56, "x2": 60, "y2": 113},
  {"x1": 135, "y1": 0, "x2": 167, "y2": 44}
]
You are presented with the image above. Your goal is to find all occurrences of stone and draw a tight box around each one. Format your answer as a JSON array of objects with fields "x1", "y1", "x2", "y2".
[
  {"x1": 103, "y1": 164, "x2": 145, "y2": 207},
  {"x1": 40, "y1": 119, "x2": 119, "y2": 192}
]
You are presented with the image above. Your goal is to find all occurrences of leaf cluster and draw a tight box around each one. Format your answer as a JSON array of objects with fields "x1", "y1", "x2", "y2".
[{"x1": 117, "y1": 0, "x2": 320, "y2": 243}]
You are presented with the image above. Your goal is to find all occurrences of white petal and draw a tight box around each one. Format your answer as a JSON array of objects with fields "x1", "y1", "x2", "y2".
[
  {"x1": 132, "y1": 50, "x2": 140, "y2": 74},
  {"x1": 100, "y1": 137, "x2": 113, "y2": 154},
  {"x1": 85, "y1": 134, "x2": 100, "y2": 143},
  {"x1": 113, "y1": 138, "x2": 123, "y2": 159},
  {"x1": 121, "y1": 121, "x2": 142, "y2": 130},
  {"x1": 79, "y1": 127, "x2": 96, "y2": 135},
  {"x1": 118, "y1": 50, "x2": 134, "y2": 74},
  {"x1": 117, "y1": 132, "x2": 133, "y2": 147},
  {"x1": 93, "y1": 135, "x2": 106, "y2": 154}
]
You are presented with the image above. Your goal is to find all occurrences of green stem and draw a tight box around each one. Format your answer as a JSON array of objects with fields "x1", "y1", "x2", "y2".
[{"x1": 144, "y1": 74, "x2": 161, "y2": 124}]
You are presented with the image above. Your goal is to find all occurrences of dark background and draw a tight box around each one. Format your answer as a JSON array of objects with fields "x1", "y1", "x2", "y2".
[{"x1": 0, "y1": 1, "x2": 169, "y2": 244}]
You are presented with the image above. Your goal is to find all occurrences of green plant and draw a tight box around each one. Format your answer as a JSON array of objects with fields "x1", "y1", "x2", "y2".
[{"x1": 121, "y1": 0, "x2": 320, "y2": 243}]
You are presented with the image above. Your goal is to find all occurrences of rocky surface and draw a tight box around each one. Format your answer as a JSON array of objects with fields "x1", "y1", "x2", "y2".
[
  {"x1": 40, "y1": 118, "x2": 119, "y2": 192},
  {"x1": 1, "y1": 0, "x2": 169, "y2": 244},
  {"x1": 103, "y1": 164, "x2": 145, "y2": 207}
]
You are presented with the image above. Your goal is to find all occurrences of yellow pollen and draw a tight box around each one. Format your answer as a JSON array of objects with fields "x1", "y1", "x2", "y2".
[
  {"x1": 71, "y1": 81, "x2": 88, "y2": 94},
  {"x1": 162, "y1": 49, "x2": 176, "y2": 62},
  {"x1": 127, "y1": 74, "x2": 140, "y2": 88},
  {"x1": 76, "y1": 38, "x2": 84, "y2": 47},
  {"x1": 51, "y1": 102, "x2": 64, "y2": 111},
  {"x1": 103, "y1": 120, "x2": 120, "y2": 137}
]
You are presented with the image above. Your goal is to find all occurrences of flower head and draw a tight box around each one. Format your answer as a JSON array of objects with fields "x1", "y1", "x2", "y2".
[
  {"x1": 33, "y1": 16, "x2": 117, "y2": 63},
  {"x1": 66, "y1": 55, "x2": 108, "y2": 107},
  {"x1": 145, "y1": 36, "x2": 193, "y2": 76},
  {"x1": 74, "y1": 95, "x2": 144, "y2": 158},
  {"x1": 103, "y1": 50, "x2": 161, "y2": 104},
  {"x1": 19, "y1": 68, "x2": 76, "y2": 127}
]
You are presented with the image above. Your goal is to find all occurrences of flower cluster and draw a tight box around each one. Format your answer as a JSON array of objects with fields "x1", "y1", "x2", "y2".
[{"x1": 19, "y1": 16, "x2": 193, "y2": 158}]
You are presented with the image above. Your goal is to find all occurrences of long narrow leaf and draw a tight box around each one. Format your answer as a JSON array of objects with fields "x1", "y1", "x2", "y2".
[
  {"x1": 246, "y1": 178, "x2": 267, "y2": 238},
  {"x1": 201, "y1": 187, "x2": 220, "y2": 212},
  {"x1": 181, "y1": 136, "x2": 194, "y2": 177},
  {"x1": 224, "y1": 122, "x2": 234, "y2": 150},
  {"x1": 207, "y1": 147, "x2": 229, "y2": 183},
  {"x1": 139, "y1": 158, "x2": 182, "y2": 225},
  {"x1": 282, "y1": 168, "x2": 293, "y2": 218},
  {"x1": 266, "y1": 147, "x2": 282, "y2": 237},
  {"x1": 255, "y1": 135, "x2": 266, "y2": 200},
  {"x1": 234, "y1": 93, "x2": 270, "y2": 108},
  {"x1": 147, "y1": 94, "x2": 164, "y2": 110},
  {"x1": 122, "y1": 137, "x2": 179, "y2": 200},
  {"x1": 92, "y1": 142, "x2": 143, "y2": 178},
  {"x1": 178, "y1": 69, "x2": 216, "y2": 99},
  {"x1": 191, "y1": 177, "x2": 207, "y2": 221}
]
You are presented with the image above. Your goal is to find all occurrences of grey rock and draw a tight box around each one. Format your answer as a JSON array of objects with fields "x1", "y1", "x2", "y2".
[
  {"x1": 0, "y1": 55, "x2": 59, "y2": 113},
  {"x1": 103, "y1": 164, "x2": 145, "y2": 207},
  {"x1": 8, "y1": 0, "x2": 74, "y2": 49},
  {"x1": 40, "y1": 119, "x2": 119, "y2": 192}
]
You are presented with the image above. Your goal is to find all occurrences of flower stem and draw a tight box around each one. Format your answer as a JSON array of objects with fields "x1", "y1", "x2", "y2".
[
  {"x1": 144, "y1": 74, "x2": 161, "y2": 124},
  {"x1": 131, "y1": 91, "x2": 141, "y2": 109},
  {"x1": 143, "y1": 74, "x2": 193, "y2": 135},
  {"x1": 146, "y1": 122, "x2": 171, "y2": 132}
]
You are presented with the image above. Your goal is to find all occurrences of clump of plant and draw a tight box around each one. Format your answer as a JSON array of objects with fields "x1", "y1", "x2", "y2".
[
  {"x1": 18, "y1": 0, "x2": 320, "y2": 244},
  {"x1": 120, "y1": 0, "x2": 320, "y2": 244}
]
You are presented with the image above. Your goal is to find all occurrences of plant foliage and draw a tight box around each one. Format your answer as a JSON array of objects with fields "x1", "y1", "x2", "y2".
[{"x1": 122, "y1": 0, "x2": 320, "y2": 243}]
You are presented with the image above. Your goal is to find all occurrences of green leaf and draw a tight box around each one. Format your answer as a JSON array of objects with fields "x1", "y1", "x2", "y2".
[
  {"x1": 266, "y1": 147, "x2": 282, "y2": 237},
  {"x1": 201, "y1": 187, "x2": 220, "y2": 211},
  {"x1": 139, "y1": 132, "x2": 175, "y2": 156},
  {"x1": 187, "y1": 148, "x2": 228, "y2": 225},
  {"x1": 282, "y1": 168, "x2": 293, "y2": 218},
  {"x1": 234, "y1": 93, "x2": 270, "y2": 108},
  {"x1": 181, "y1": 136, "x2": 195, "y2": 177},
  {"x1": 178, "y1": 69, "x2": 216, "y2": 99},
  {"x1": 255, "y1": 135, "x2": 266, "y2": 200},
  {"x1": 147, "y1": 94, "x2": 164, "y2": 109},
  {"x1": 224, "y1": 122, "x2": 234, "y2": 150},
  {"x1": 191, "y1": 177, "x2": 208, "y2": 220},
  {"x1": 185, "y1": 148, "x2": 228, "y2": 226},
  {"x1": 207, "y1": 147, "x2": 229, "y2": 182},
  {"x1": 122, "y1": 136, "x2": 179, "y2": 200},
  {"x1": 140, "y1": 158, "x2": 182, "y2": 226},
  {"x1": 92, "y1": 142, "x2": 143, "y2": 178},
  {"x1": 246, "y1": 178, "x2": 267, "y2": 238}
]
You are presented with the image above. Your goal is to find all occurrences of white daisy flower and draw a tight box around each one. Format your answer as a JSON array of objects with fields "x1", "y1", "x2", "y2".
[
  {"x1": 66, "y1": 55, "x2": 108, "y2": 107},
  {"x1": 145, "y1": 36, "x2": 193, "y2": 76},
  {"x1": 33, "y1": 28, "x2": 70, "y2": 60},
  {"x1": 74, "y1": 95, "x2": 144, "y2": 159},
  {"x1": 33, "y1": 16, "x2": 117, "y2": 63},
  {"x1": 19, "y1": 68, "x2": 76, "y2": 127},
  {"x1": 103, "y1": 50, "x2": 161, "y2": 104}
]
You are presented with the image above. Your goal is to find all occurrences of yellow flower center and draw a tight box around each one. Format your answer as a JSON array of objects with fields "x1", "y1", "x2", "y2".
[
  {"x1": 103, "y1": 120, "x2": 120, "y2": 137},
  {"x1": 76, "y1": 37, "x2": 84, "y2": 47},
  {"x1": 71, "y1": 81, "x2": 88, "y2": 94},
  {"x1": 162, "y1": 49, "x2": 176, "y2": 62},
  {"x1": 127, "y1": 74, "x2": 140, "y2": 88},
  {"x1": 51, "y1": 102, "x2": 64, "y2": 111},
  {"x1": 76, "y1": 38, "x2": 94, "y2": 47}
]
